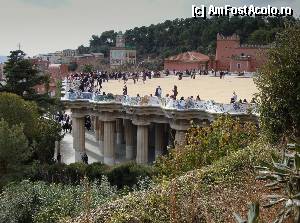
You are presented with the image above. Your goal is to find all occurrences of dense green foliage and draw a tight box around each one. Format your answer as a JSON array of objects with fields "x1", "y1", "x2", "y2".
[
  {"x1": 80, "y1": 17, "x2": 293, "y2": 60},
  {"x1": 0, "y1": 178, "x2": 118, "y2": 223},
  {"x1": 0, "y1": 119, "x2": 30, "y2": 180},
  {"x1": 106, "y1": 162, "x2": 154, "y2": 189},
  {"x1": 0, "y1": 93, "x2": 62, "y2": 187},
  {"x1": 29, "y1": 162, "x2": 154, "y2": 189},
  {"x1": 255, "y1": 23, "x2": 300, "y2": 143},
  {"x1": 0, "y1": 93, "x2": 39, "y2": 139},
  {"x1": 155, "y1": 115, "x2": 258, "y2": 177},
  {"x1": 61, "y1": 139, "x2": 275, "y2": 223},
  {"x1": 1, "y1": 50, "x2": 47, "y2": 96}
]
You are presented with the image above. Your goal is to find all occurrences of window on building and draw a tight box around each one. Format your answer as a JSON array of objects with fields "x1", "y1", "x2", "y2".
[
  {"x1": 237, "y1": 64, "x2": 241, "y2": 69},
  {"x1": 241, "y1": 53, "x2": 244, "y2": 56}
]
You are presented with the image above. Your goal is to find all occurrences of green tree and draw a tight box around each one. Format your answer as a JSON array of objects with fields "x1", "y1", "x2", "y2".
[
  {"x1": 32, "y1": 117, "x2": 63, "y2": 164},
  {"x1": 0, "y1": 93, "x2": 39, "y2": 139},
  {"x1": 82, "y1": 64, "x2": 94, "y2": 73},
  {"x1": 2, "y1": 50, "x2": 48, "y2": 97},
  {"x1": 1, "y1": 50, "x2": 55, "y2": 111},
  {"x1": 0, "y1": 93, "x2": 62, "y2": 165},
  {"x1": 0, "y1": 119, "x2": 30, "y2": 176},
  {"x1": 255, "y1": 23, "x2": 300, "y2": 143},
  {"x1": 77, "y1": 45, "x2": 90, "y2": 54}
]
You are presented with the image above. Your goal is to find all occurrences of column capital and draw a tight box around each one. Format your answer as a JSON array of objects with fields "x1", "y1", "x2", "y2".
[
  {"x1": 169, "y1": 119, "x2": 191, "y2": 131},
  {"x1": 98, "y1": 112, "x2": 117, "y2": 122},
  {"x1": 132, "y1": 117, "x2": 151, "y2": 126},
  {"x1": 72, "y1": 113, "x2": 86, "y2": 118}
]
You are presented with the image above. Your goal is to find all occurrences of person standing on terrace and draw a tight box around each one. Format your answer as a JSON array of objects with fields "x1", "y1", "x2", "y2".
[{"x1": 172, "y1": 85, "x2": 178, "y2": 100}]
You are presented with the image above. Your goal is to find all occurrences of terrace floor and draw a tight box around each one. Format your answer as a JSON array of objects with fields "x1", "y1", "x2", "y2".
[{"x1": 99, "y1": 74, "x2": 257, "y2": 104}]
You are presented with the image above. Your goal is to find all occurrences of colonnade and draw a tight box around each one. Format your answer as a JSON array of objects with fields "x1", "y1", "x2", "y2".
[{"x1": 72, "y1": 113, "x2": 188, "y2": 165}]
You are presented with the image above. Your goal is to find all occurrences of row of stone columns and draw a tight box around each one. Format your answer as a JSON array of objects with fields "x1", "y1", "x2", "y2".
[{"x1": 72, "y1": 114, "x2": 187, "y2": 165}]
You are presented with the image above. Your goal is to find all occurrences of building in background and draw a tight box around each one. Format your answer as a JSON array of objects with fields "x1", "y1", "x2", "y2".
[
  {"x1": 35, "y1": 64, "x2": 69, "y2": 96},
  {"x1": 35, "y1": 51, "x2": 63, "y2": 64},
  {"x1": 110, "y1": 32, "x2": 136, "y2": 68},
  {"x1": 30, "y1": 58, "x2": 50, "y2": 71},
  {"x1": 164, "y1": 51, "x2": 210, "y2": 72},
  {"x1": 215, "y1": 33, "x2": 269, "y2": 73},
  {"x1": 63, "y1": 49, "x2": 77, "y2": 57},
  {"x1": 164, "y1": 34, "x2": 268, "y2": 73},
  {"x1": 75, "y1": 53, "x2": 105, "y2": 71}
]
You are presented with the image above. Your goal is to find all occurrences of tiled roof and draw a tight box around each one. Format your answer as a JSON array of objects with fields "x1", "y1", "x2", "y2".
[{"x1": 165, "y1": 51, "x2": 209, "y2": 62}]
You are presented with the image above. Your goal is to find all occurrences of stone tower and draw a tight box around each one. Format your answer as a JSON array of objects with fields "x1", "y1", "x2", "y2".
[{"x1": 116, "y1": 31, "x2": 125, "y2": 48}]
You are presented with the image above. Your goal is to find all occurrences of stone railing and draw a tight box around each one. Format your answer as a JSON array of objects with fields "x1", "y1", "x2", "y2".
[{"x1": 62, "y1": 90, "x2": 258, "y2": 115}]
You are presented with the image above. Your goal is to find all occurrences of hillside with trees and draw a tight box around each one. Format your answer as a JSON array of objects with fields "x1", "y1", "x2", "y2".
[
  {"x1": 0, "y1": 20, "x2": 299, "y2": 223},
  {"x1": 78, "y1": 16, "x2": 295, "y2": 61}
]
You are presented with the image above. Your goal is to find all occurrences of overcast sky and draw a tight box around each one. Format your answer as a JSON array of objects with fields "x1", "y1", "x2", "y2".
[{"x1": 0, "y1": 0, "x2": 299, "y2": 56}]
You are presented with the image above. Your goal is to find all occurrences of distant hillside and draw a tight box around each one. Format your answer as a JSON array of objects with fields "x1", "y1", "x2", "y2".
[
  {"x1": 0, "y1": 56, "x2": 7, "y2": 63},
  {"x1": 77, "y1": 16, "x2": 297, "y2": 60}
]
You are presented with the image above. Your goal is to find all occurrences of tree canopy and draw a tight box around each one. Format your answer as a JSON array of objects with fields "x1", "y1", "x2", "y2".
[
  {"x1": 0, "y1": 119, "x2": 30, "y2": 176},
  {"x1": 2, "y1": 50, "x2": 48, "y2": 96},
  {"x1": 79, "y1": 16, "x2": 295, "y2": 60},
  {"x1": 255, "y1": 23, "x2": 300, "y2": 143},
  {"x1": 0, "y1": 50, "x2": 56, "y2": 111}
]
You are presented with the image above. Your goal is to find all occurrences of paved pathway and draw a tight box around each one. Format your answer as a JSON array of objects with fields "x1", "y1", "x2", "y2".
[{"x1": 59, "y1": 130, "x2": 127, "y2": 165}]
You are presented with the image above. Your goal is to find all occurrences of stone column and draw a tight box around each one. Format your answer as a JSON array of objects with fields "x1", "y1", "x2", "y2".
[
  {"x1": 175, "y1": 130, "x2": 186, "y2": 146},
  {"x1": 98, "y1": 120, "x2": 104, "y2": 155},
  {"x1": 94, "y1": 116, "x2": 100, "y2": 141},
  {"x1": 103, "y1": 120, "x2": 116, "y2": 165},
  {"x1": 170, "y1": 120, "x2": 189, "y2": 147},
  {"x1": 72, "y1": 115, "x2": 85, "y2": 162},
  {"x1": 116, "y1": 119, "x2": 124, "y2": 156},
  {"x1": 155, "y1": 123, "x2": 164, "y2": 157},
  {"x1": 55, "y1": 140, "x2": 61, "y2": 163},
  {"x1": 124, "y1": 119, "x2": 136, "y2": 160},
  {"x1": 136, "y1": 123, "x2": 149, "y2": 164}
]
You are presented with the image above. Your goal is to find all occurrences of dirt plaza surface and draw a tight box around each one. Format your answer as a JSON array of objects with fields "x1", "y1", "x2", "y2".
[{"x1": 99, "y1": 75, "x2": 257, "y2": 104}]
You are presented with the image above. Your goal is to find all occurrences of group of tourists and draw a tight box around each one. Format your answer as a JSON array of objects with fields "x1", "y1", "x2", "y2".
[
  {"x1": 67, "y1": 70, "x2": 162, "y2": 90},
  {"x1": 66, "y1": 69, "x2": 255, "y2": 111},
  {"x1": 56, "y1": 112, "x2": 72, "y2": 133}
]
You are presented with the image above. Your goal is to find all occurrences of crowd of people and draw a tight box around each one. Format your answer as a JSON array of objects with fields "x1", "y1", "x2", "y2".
[
  {"x1": 65, "y1": 69, "x2": 255, "y2": 111},
  {"x1": 66, "y1": 68, "x2": 229, "y2": 96}
]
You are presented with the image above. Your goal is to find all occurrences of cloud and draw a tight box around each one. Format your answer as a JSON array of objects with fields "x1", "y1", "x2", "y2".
[{"x1": 17, "y1": 0, "x2": 71, "y2": 8}]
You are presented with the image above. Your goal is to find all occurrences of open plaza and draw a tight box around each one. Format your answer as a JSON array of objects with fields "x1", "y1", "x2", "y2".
[{"x1": 99, "y1": 74, "x2": 257, "y2": 103}]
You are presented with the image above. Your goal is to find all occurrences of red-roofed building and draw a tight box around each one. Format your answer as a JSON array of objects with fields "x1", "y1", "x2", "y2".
[
  {"x1": 164, "y1": 51, "x2": 210, "y2": 72},
  {"x1": 164, "y1": 34, "x2": 268, "y2": 73}
]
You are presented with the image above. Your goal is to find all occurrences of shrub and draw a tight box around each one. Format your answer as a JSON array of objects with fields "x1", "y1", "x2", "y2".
[
  {"x1": 155, "y1": 115, "x2": 258, "y2": 177},
  {"x1": 255, "y1": 23, "x2": 300, "y2": 143},
  {"x1": 0, "y1": 178, "x2": 118, "y2": 223},
  {"x1": 105, "y1": 162, "x2": 154, "y2": 189},
  {"x1": 28, "y1": 162, "x2": 154, "y2": 189},
  {"x1": 86, "y1": 162, "x2": 109, "y2": 181}
]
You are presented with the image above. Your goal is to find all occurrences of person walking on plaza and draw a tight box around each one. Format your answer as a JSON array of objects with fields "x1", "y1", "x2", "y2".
[
  {"x1": 172, "y1": 85, "x2": 178, "y2": 100},
  {"x1": 155, "y1": 86, "x2": 162, "y2": 98},
  {"x1": 123, "y1": 85, "x2": 128, "y2": 96}
]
